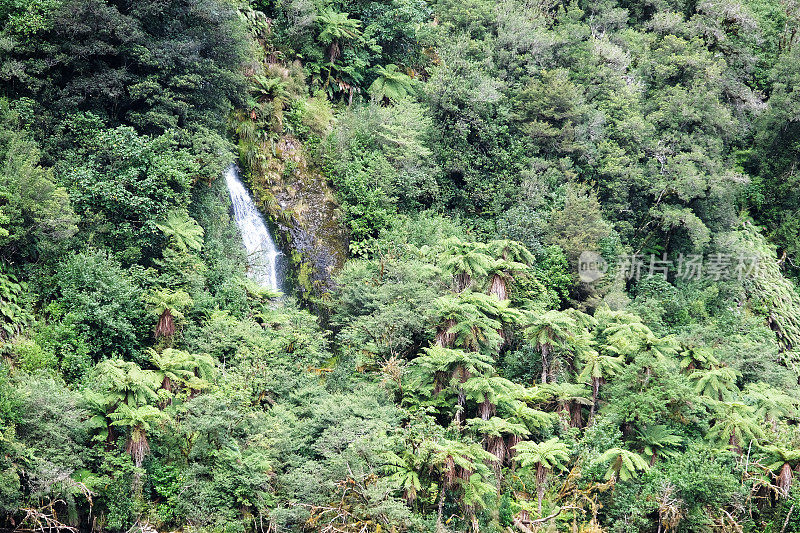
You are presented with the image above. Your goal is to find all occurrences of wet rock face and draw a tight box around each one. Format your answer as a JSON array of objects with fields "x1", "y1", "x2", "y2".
[{"x1": 248, "y1": 134, "x2": 348, "y2": 297}]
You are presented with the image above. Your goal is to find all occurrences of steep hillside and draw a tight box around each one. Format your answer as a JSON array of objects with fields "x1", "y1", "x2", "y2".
[{"x1": 2, "y1": 0, "x2": 800, "y2": 532}]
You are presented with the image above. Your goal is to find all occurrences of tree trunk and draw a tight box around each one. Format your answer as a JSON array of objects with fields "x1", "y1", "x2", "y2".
[
  {"x1": 507, "y1": 434, "x2": 522, "y2": 464},
  {"x1": 455, "y1": 272, "x2": 472, "y2": 293},
  {"x1": 433, "y1": 370, "x2": 449, "y2": 395},
  {"x1": 479, "y1": 397, "x2": 495, "y2": 420},
  {"x1": 436, "y1": 319, "x2": 456, "y2": 348},
  {"x1": 536, "y1": 464, "x2": 546, "y2": 516},
  {"x1": 453, "y1": 367, "x2": 470, "y2": 426},
  {"x1": 470, "y1": 511, "x2": 479, "y2": 533},
  {"x1": 730, "y1": 435, "x2": 742, "y2": 456},
  {"x1": 590, "y1": 377, "x2": 600, "y2": 419},
  {"x1": 541, "y1": 344, "x2": 550, "y2": 384},
  {"x1": 105, "y1": 424, "x2": 116, "y2": 451},
  {"x1": 487, "y1": 435, "x2": 506, "y2": 469},
  {"x1": 437, "y1": 485, "x2": 445, "y2": 529},
  {"x1": 778, "y1": 462, "x2": 793, "y2": 497},
  {"x1": 454, "y1": 385, "x2": 466, "y2": 426},
  {"x1": 558, "y1": 400, "x2": 570, "y2": 424},
  {"x1": 488, "y1": 274, "x2": 507, "y2": 301},
  {"x1": 127, "y1": 432, "x2": 149, "y2": 469},
  {"x1": 127, "y1": 429, "x2": 150, "y2": 495},
  {"x1": 155, "y1": 309, "x2": 175, "y2": 338},
  {"x1": 570, "y1": 402, "x2": 583, "y2": 428},
  {"x1": 498, "y1": 327, "x2": 507, "y2": 349},
  {"x1": 160, "y1": 375, "x2": 173, "y2": 407},
  {"x1": 328, "y1": 41, "x2": 341, "y2": 62}
]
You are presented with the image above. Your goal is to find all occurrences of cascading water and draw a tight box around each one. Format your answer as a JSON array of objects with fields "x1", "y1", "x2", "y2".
[{"x1": 224, "y1": 165, "x2": 284, "y2": 292}]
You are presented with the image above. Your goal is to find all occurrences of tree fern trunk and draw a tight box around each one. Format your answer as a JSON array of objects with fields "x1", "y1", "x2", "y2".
[
  {"x1": 778, "y1": 462, "x2": 793, "y2": 497},
  {"x1": 488, "y1": 274, "x2": 507, "y2": 300},
  {"x1": 541, "y1": 344, "x2": 550, "y2": 384}
]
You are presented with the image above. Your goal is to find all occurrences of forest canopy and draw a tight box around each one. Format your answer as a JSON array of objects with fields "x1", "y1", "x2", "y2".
[{"x1": 2, "y1": 0, "x2": 800, "y2": 532}]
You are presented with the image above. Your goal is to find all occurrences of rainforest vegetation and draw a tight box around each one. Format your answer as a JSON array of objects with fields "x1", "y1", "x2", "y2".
[{"x1": 2, "y1": 0, "x2": 800, "y2": 531}]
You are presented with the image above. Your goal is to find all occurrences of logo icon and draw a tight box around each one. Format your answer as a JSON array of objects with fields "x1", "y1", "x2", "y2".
[{"x1": 578, "y1": 251, "x2": 608, "y2": 283}]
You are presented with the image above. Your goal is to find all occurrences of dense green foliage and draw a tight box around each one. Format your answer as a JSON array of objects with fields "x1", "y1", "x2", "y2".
[{"x1": 2, "y1": 0, "x2": 800, "y2": 532}]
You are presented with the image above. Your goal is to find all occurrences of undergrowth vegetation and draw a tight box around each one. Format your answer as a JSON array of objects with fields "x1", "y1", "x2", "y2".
[{"x1": 2, "y1": 0, "x2": 800, "y2": 531}]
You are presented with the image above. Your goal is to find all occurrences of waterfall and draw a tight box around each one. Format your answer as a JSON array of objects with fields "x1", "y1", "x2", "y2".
[{"x1": 224, "y1": 165, "x2": 284, "y2": 292}]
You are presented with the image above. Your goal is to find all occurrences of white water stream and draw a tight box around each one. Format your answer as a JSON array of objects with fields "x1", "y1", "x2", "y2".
[{"x1": 224, "y1": 165, "x2": 283, "y2": 292}]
